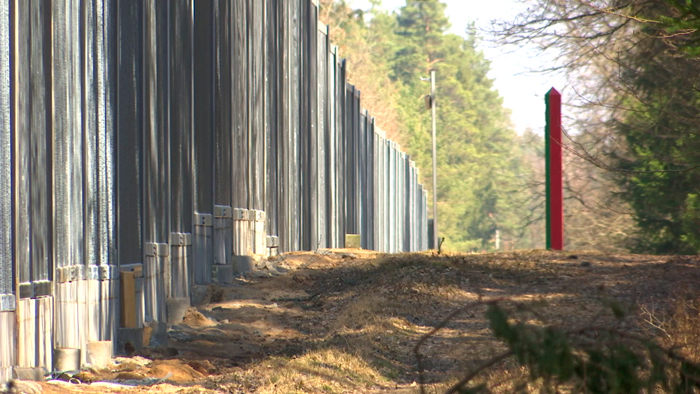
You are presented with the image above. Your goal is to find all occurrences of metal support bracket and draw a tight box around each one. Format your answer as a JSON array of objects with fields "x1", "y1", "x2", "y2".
[
  {"x1": 19, "y1": 283, "x2": 32, "y2": 299},
  {"x1": 232, "y1": 208, "x2": 246, "y2": 220},
  {"x1": 266, "y1": 236, "x2": 279, "y2": 248},
  {"x1": 57, "y1": 265, "x2": 87, "y2": 283},
  {"x1": 0, "y1": 294, "x2": 16, "y2": 312},
  {"x1": 20, "y1": 280, "x2": 53, "y2": 298},
  {"x1": 145, "y1": 243, "x2": 169, "y2": 257},
  {"x1": 170, "y1": 232, "x2": 193, "y2": 246},
  {"x1": 87, "y1": 265, "x2": 119, "y2": 280},
  {"x1": 33, "y1": 280, "x2": 52, "y2": 297},
  {"x1": 194, "y1": 212, "x2": 213, "y2": 227},
  {"x1": 214, "y1": 205, "x2": 232, "y2": 219},
  {"x1": 244, "y1": 209, "x2": 255, "y2": 221}
]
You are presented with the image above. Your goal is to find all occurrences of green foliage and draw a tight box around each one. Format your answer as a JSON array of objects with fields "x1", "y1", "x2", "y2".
[
  {"x1": 322, "y1": 0, "x2": 539, "y2": 252},
  {"x1": 610, "y1": 6, "x2": 700, "y2": 254},
  {"x1": 450, "y1": 302, "x2": 700, "y2": 393}
]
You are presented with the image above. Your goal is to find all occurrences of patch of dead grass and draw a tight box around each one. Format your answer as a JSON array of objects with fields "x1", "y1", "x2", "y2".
[{"x1": 246, "y1": 349, "x2": 388, "y2": 394}]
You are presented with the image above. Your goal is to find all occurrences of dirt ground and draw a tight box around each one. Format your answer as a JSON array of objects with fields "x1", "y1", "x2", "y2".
[{"x1": 12, "y1": 249, "x2": 700, "y2": 394}]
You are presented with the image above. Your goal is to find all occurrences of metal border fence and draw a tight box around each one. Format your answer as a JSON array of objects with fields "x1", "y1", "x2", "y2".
[{"x1": 0, "y1": 0, "x2": 428, "y2": 381}]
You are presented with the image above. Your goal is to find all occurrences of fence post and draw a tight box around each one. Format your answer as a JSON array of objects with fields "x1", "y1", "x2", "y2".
[{"x1": 545, "y1": 88, "x2": 564, "y2": 250}]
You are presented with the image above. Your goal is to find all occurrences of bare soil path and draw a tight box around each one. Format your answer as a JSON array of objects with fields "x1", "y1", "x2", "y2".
[{"x1": 14, "y1": 250, "x2": 700, "y2": 394}]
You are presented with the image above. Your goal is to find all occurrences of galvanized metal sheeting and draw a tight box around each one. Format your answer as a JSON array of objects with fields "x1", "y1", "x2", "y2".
[
  {"x1": 116, "y1": 0, "x2": 144, "y2": 268},
  {"x1": 368, "y1": 133, "x2": 428, "y2": 253},
  {"x1": 168, "y1": 0, "x2": 193, "y2": 299},
  {"x1": 0, "y1": 0, "x2": 428, "y2": 380},
  {"x1": 169, "y1": 0, "x2": 193, "y2": 235},
  {"x1": 53, "y1": 0, "x2": 84, "y2": 271},
  {"x1": 0, "y1": 0, "x2": 10, "y2": 301}
]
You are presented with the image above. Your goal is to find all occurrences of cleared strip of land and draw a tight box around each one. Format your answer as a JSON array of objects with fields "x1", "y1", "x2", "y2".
[{"x1": 25, "y1": 250, "x2": 700, "y2": 394}]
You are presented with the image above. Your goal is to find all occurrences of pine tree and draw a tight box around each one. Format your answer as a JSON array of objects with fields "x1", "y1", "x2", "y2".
[{"x1": 321, "y1": 0, "x2": 541, "y2": 251}]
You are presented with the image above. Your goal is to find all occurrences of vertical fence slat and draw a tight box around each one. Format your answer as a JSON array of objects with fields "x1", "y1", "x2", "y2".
[
  {"x1": 193, "y1": 0, "x2": 214, "y2": 285},
  {"x1": 0, "y1": 0, "x2": 11, "y2": 299},
  {"x1": 116, "y1": 0, "x2": 143, "y2": 268}
]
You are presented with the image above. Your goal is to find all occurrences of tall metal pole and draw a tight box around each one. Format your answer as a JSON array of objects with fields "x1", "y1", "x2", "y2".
[
  {"x1": 430, "y1": 70, "x2": 438, "y2": 250},
  {"x1": 545, "y1": 88, "x2": 563, "y2": 250}
]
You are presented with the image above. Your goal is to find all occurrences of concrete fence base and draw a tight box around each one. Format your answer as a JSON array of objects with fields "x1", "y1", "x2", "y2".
[
  {"x1": 19, "y1": 297, "x2": 53, "y2": 370},
  {"x1": 0, "y1": 311, "x2": 15, "y2": 383},
  {"x1": 86, "y1": 341, "x2": 113, "y2": 369},
  {"x1": 53, "y1": 347, "x2": 80, "y2": 373}
]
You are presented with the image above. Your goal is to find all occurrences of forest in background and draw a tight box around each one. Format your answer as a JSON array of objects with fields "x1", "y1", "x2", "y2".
[
  {"x1": 491, "y1": 0, "x2": 700, "y2": 255},
  {"x1": 319, "y1": 0, "x2": 649, "y2": 253},
  {"x1": 320, "y1": 0, "x2": 541, "y2": 252}
]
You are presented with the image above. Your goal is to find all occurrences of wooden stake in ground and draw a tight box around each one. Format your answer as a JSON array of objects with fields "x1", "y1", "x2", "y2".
[{"x1": 545, "y1": 88, "x2": 564, "y2": 250}]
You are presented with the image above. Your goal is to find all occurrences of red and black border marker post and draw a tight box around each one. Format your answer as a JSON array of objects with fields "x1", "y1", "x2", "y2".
[{"x1": 545, "y1": 88, "x2": 564, "y2": 250}]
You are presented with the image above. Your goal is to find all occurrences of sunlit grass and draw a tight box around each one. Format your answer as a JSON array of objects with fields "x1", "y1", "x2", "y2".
[{"x1": 251, "y1": 349, "x2": 387, "y2": 394}]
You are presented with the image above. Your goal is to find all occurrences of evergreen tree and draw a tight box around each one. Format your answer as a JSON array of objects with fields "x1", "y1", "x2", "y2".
[
  {"x1": 392, "y1": 1, "x2": 530, "y2": 251},
  {"x1": 612, "y1": 20, "x2": 700, "y2": 254},
  {"x1": 321, "y1": 0, "x2": 541, "y2": 251}
]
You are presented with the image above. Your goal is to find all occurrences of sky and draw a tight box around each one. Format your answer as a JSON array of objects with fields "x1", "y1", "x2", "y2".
[{"x1": 351, "y1": 0, "x2": 567, "y2": 135}]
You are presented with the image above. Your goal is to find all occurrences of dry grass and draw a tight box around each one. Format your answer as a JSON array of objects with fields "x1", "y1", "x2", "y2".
[
  {"x1": 31, "y1": 250, "x2": 700, "y2": 394},
  {"x1": 641, "y1": 287, "x2": 700, "y2": 364},
  {"x1": 245, "y1": 349, "x2": 386, "y2": 394}
]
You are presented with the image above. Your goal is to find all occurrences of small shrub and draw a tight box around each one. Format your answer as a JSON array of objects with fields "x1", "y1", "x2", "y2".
[{"x1": 416, "y1": 300, "x2": 700, "y2": 394}]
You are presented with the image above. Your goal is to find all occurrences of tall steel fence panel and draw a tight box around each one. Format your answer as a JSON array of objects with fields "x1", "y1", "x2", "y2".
[
  {"x1": 168, "y1": 0, "x2": 193, "y2": 298},
  {"x1": 192, "y1": 0, "x2": 214, "y2": 285},
  {"x1": 316, "y1": 23, "x2": 328, "y2": 250},
  {"x1": 53, "y1": 0, "x2": 83, "y2": 272},
  {"x1": 250, "y1": 0, "x2": 265, "y2": 213},
  {"x1": 287, "y1": 0, "x2": 301, "y2": 252},
  {"x1": 398, "y1": 152, "x2": 405, "y2": 251},
  {"x1": 212, "y1": 0, "x2": 233, "y2": 271},
  {"x1": 404, "y1": 157, "x2": 412, "y2": 252},
  {"x1": 215, "y1": 0, "x2": 232, "y2": 211},
  {"x1": 373, "y1": 132, "x2": 383, "y2": 252},
  {"x1": 423, "y1": 189, "x2": 429, "y2": 250},
  {"x1": 142, "y1": 0, "x2": 170, "y2": 324},
  {"x1": 14, "y1": 0, "x2": 52, "y2": 299},
  {"x1": 83, "y1": 0, "x2": 117, "y2": 273},
  {"x1": 389, "y1": 142, "x2": 397, "y2": 252},
  {"x1": 345, "y1": 85, "x2": 358, "y2": 237},
  {"x1": 265, "y1": 0, "x2": 279, "y2": 241},
  {"x1": 116, "y1": 0, "x2": 144, "y2": 270},
  {"x1": 54, "y1": 0, "x2": 87, "y2": 353},
  {"x1": 358, "y1": 112, "x2": 367, "y2": 248},
  {"x1": 410, "y1": 167, "x2": 415, "y2": 251},
  {"x1": 379, "y1": 137, "x2": 386, "y2": 252},
  {"x1": 0, "y1": 1, "x2": 13, "y2": 380},
  {"x1": 275, "y1": 0, "x2": 291, "y2": 250},
  {"x1": 389, "y1": 141, "x2": 395, "y2": 252},
  {"x1": 389, "y1": 141, "x2": 394, "y2": 251},
  {"x1": 326, "y1": 46, "x2": 339, "y2": 248},
  {"x1": 336, "y1": 59, "x2": 347, "y2": 247},
  {"x1": 0, "y1": 0, "x2": 10, "y2": 304},
  {"x1": 249, "y1": 0, "x2": 267, "y2": 256},
  {"x1": 299, "y1": 0, "x2": 317, "y2": 251},
  {"x1": 299, "y1": 0, "x2": 309, "y2": 250},
  {"x1": 115, "y1": 0, "x2": 146, "y2": 338},
  {"x1": 344, "y1": 85, "x2": 353, "y2": 236},
  {"x1": 383, "y1": 136, "x2": 389, "y2": 252},
  {"x1": 400, "y1": 151, "x2": 406, "y2": 251},
  {"x1": 231, "y1": 0, "x2": 246, "y2": 211},
  {"x1": 84, "y1": 0, "x2": 118, "y2": 344},
  {"x1": 418, "y1": 185, "x2": 424, "y2": 251},
  {"x1": 366, "y1": 118, "x2": 375, "y2": 250}
]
